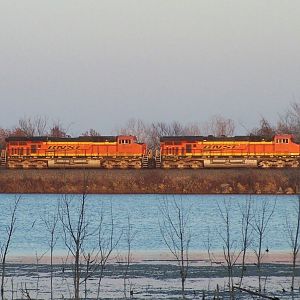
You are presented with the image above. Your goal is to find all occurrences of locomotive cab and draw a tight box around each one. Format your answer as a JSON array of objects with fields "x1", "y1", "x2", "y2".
[
  {"x1": 117, "y1": 135, "x2": 136, "y2": 145},
  {"x1": 116, "y1": 135, "x2": 147, "y2": 156},
  {"x1": 274, "y1": 134, "x2": 292, "y2": 144}
]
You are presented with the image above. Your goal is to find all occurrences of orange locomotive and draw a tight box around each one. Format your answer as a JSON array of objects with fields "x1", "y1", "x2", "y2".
[
  {"x1": 3, "y1": 133, "x2": 300, "y2": 169},
  {"x1": 4, "y1": 135, "x2": 148, "y2": 169},
  {"x1": 156, "y1": 134, "x2": 300, "y2": 168}
]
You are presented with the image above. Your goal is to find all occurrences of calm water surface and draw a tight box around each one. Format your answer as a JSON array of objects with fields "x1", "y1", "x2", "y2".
[{"x1": 0, "y1": 194, "x2": 298, "y2": 256}]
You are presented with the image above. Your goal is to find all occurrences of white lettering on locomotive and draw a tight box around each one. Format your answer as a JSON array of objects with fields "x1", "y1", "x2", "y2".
[
  {"x1": 48, "y1": 145, "x2": 81, "y2": 150},
  {"x1": 203, "y1": 145, "x2": 239, "y2": 150}
]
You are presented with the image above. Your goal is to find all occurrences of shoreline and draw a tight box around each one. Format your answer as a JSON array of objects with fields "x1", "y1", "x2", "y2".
[{"x1": 7, "y1": 250, "x2": 295, "y2": 265}]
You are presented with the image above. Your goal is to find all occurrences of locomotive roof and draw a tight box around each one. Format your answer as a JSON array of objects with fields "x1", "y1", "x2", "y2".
[
  {"x1": 160, "y1": 135, "x2": 274, "y2": 142},
  {"x1": 5, "y1": 136, "x2": 117, "y2": 142}
]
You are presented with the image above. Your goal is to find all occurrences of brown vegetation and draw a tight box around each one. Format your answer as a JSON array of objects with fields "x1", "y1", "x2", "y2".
[{"x1": 0, "y1": 168, "x2": 299, "y2": 194}]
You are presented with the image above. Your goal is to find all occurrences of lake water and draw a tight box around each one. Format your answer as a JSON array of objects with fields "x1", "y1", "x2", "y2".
[{"x1": 0, "y1": 194, "x2": 298, "y2": 256}]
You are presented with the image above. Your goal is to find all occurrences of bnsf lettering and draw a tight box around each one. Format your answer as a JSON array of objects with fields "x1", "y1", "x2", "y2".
[
  {"x1": 48, "y1": 145, "x2": 80, "y2": 150},
  {"x1": 203, "y1": 145, "x2": 238, "y2": 150}
]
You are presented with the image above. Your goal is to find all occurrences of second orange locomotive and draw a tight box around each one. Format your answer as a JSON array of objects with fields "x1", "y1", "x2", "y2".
[{"x1": 156, "y1": 134, "x2": 300, "y2": 168}]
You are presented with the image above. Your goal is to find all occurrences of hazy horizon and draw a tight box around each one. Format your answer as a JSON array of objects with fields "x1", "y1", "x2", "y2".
[{"x1": 0, "y1": 1, "x2": 299, "y2": 135}]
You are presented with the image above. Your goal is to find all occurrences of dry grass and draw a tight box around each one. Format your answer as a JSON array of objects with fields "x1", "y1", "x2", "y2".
[{"x1": 0, "y1": 168, "x2": 300, "y2": 194}]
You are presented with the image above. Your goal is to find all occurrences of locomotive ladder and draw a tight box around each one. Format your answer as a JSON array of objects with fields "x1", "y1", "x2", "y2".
[
  {"x1": 155, "y1": 150, "x2": 161, "y2": 168},
  {"x1": 0, "y1": 150, "x2": 7, "y2": 167},
  {"x1": 142, "y1": 154, "x2": 149, "y2": 168}
]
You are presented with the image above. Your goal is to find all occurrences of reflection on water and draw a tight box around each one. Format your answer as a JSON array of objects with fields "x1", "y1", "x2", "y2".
[{"x1": 0, "y1": 194, "x2": 297, "y2": 255}]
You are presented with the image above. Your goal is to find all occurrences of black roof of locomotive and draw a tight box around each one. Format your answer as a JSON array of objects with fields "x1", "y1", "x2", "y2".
[
  {"x1": 5, "y1": 136, "x2": 117, "y2": 142},
  {"x1": 160, "y1": 135, "x2": 274, "y2": 142}
]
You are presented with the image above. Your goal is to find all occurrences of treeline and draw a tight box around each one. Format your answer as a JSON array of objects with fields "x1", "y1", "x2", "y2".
[{"x1": 1, "y1": 102, "x2": 300, "y2": 149}]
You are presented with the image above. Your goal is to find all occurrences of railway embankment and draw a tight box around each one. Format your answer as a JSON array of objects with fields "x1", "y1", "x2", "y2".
[{"x1": 0, "y1": 168, "x2": 299, "y2": 194}]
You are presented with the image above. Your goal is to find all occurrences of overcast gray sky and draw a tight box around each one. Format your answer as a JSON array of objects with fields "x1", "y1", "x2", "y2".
[{"x1": 0, "y1": 0, "x2": 299, "y2": 135}]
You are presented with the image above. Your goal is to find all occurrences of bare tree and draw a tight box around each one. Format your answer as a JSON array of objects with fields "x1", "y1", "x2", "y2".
[
  {"x1": 34, "y1": 116, "x2": 48, "y2": 136},
  {"x1": 251, "y1": 198, "x2": 276, "y2": 293},
  {"x1": 81, "y1": 128, "x2": 101, "y2": 136},
  {"x1": 0, "y1": 196, "x2": 20, "y2": 300},
  {"x1": 14, "y1": 116, "x2": 48, "y2": 136},
  {"x1": 250, "y1": 117, "x2": 276, "y2": 138},
  {"x1": 42, "y1": 204, "x2": 59, "y2": 300},
  {"x1": 95, "y1": 203, "x2": 120, "y2": 300},
  {"x1": 238, "y1": 196, "x2": 253, "y2": 287},
  {"x1": 117, "y1": 118, "x2": 148, "y2": 143},
  {"x1": 277, "y1": 101, "x2": 300, "y2": 140},
  {"x1": 59, "y1": 191, "x2": 90, "y2": 300},
  {"x1": 184, "y1": 122, "x2": 202, "y2": 136},
  {"x1": 117, "y1": 119, "x2": 202, "y2": 150},
  {"x1": 123, "y1": 215, "x2": 137, "y2": 299},
  {"x1": 285, "y1": 195, "x2": 300, "y2": 291},
  {"x1": 0, "y1": 128, "x2": 11, "y2": 148},
  {"x1": 159, "y1": 196, "x2": 192, "y2": 299},
  {"x1": 204, "y1": 115, "x2": 235, "y2": 137},
  {"x1": 49, "y1": 120, "x2": 68, "y2": 137},
  {"x1": 217, "y1": 199, "x2": 242, "y2": 299}
]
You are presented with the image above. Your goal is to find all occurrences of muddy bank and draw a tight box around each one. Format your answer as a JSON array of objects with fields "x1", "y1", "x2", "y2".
[
  {"x1": 0, "y1": 168, "x2": 300, "y2": 194},
  {"x1": 2, "y1": 260, "x2": 299, "y2": 299}
]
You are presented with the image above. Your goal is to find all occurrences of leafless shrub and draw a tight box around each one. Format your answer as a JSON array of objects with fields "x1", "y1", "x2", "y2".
[
  {"x1": 159, "y1": 196, "x2": 192, "y2": 299},
  {"x1": 285, "y1": 195, "x2": 300, "y2": 291},
  {"x1": 238, "y1": 196, "x2": 254, "y2": 287},
  {"x1": 251, "y1": 198, "x2": 276, "y2": 292},
  {"x1": 123, "y1": 215, "x2": 137, "y2": 299},
  {"x1": 59, "y1": 191, "x2": 91, "y2": 300},
  {"x1": 42, "y1": 203, "x2": 59, "y2": 300},
  {"x1": 95, "y1": 202, "x2": 120, "y2": 300},
  {"x1": 0, "y1": 196, "x2": 20, "y2": 300},
  {"x1": 217, "y1": 199, "x2": 242, "y2": 299}
]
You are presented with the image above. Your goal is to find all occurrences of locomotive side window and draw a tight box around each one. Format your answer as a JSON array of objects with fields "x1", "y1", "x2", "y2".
[
  {"x1": 119, "y1": 139, "x2": 132, "y2": 144},
  {"x1": 276, "y1": 138, "x2": 289, "y2": 144},
  {"x1": 186, "y1": 144, "x2": 192, "y2": 153},
  {"x1": 31, "y1": 145, "x2": 37, "y2": 154}
]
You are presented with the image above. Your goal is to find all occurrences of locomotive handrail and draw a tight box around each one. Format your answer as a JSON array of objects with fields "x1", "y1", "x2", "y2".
[{"x1": 0, "y1": 149, "x2": 7, "y2": 167}]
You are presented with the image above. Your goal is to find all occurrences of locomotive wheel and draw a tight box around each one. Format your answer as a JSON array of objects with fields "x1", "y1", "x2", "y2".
[
  {"x1": 176, "y1": 163, "x2": 185, "y2": 169},
  {"x1": 8, "y1": 161, "x2": 17, "y2": 169},
  {"x1": 119, "y1": 161, "x2": 128, "y2": 169},
  {"x1": 133, "y1": 161, "x2": 142, "y2": 169},
  {"x1": 190, "y1": 161, "x2": 204, "y2": 169},
  {"x1": 290, "y1": 161, "x2": 299, "y2": 168},
  {"x1": 259, "y1": 161, "x2": 271, "y2": 168},
  {"x1": 162, "y1": 162, "x2": 171, "y2": 169},
  {"x1": 102, "y1": 161, "x2": 114, "y2": 169},
  {"x1": 276, "y1": 161, "x2": 285, "y2": 168},
  {"x1": 36, "y1": 161, "x2": 47, "y2": 169},
  {"x1": 22, "y1": 161, "x2": 30, "y2": 169}
]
